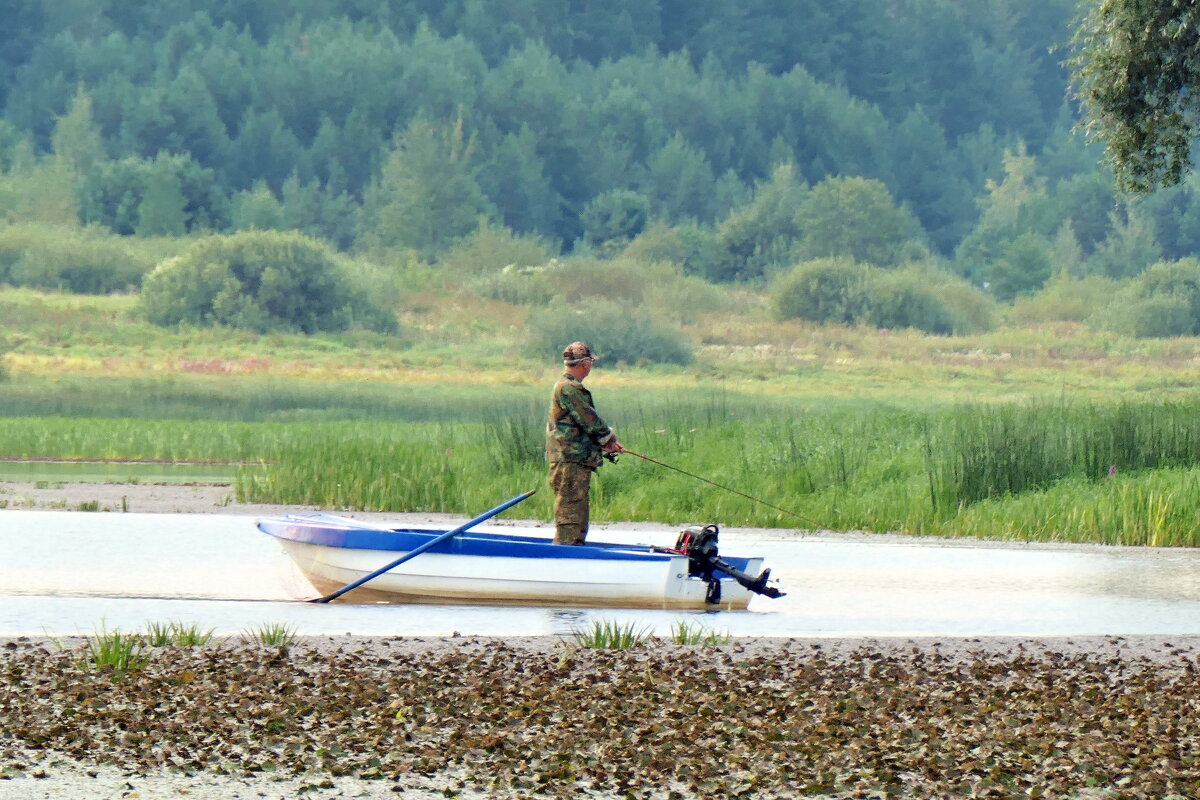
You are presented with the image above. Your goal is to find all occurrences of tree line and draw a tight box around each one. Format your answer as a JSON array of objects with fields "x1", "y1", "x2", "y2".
[{"x1": 4, "y1": 0, "x2": 1200, "y2": 339}]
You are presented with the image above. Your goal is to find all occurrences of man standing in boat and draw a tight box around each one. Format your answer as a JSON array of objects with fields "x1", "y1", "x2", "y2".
[{"x1": 546, "y1": 341, "x2": 624, "y2": 545}]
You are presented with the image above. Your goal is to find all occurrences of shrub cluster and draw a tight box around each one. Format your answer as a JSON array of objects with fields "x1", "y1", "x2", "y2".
[
  {"x1": 1093, "y1": 258, "x2": 1200, "y2": 338},
  {"x1": 526, "y1": 300, "x2": 693, "y2": 366},
  {"x1": 0, "y1": 223, "x2": 157, "y2": 293},
  {"x1": 138, "y1": 231, "x2": 397, "y2": 334},
  {"x1": 772, "y1": 258, "x2": 995, "y2": 335}
]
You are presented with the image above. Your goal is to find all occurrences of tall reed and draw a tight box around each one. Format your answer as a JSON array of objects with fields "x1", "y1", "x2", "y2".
[
  {"x1": 928, "y1": 401, "x2": 1200, "y2": 510},
  {"x1": 13, "y1": 381, "x2": 1200, "y2": 545}
]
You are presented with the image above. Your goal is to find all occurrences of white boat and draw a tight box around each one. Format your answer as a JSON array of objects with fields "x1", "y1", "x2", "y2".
[{"x1": 257, "y1": 512, "x2": 784, "y2": 610}]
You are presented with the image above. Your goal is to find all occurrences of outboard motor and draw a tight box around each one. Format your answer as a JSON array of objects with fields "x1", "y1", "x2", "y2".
[{"x1": 674, "y1": 524, "x2": 785, "y2": 605}]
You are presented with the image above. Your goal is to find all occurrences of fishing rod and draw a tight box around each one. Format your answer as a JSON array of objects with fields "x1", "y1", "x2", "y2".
[{"x1": 612, "y1": 447, "x2": 822, "y2": 528}]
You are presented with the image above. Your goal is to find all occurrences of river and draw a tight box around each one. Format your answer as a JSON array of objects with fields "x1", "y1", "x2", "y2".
[{"x1": 4, "y1": 510, "x2": 1200, "y2": 638}]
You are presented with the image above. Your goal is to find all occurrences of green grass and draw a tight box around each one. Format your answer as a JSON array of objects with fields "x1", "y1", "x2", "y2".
[
  {"x1": 570, "y1": 620, "x2": 653, "y2": 650},
  {"x1": 7, "y1": 387, "x2": 1200, "y2": 544},
  {"x1": 10, "y1": 282, "x2": 1200, "y2": 547},
  {"x1": 243, "y1": 623, "x2": 297, "y2": 647},
  {"x1": 79, "y1": 624, "x2": 150, "y2": 676},
  {"x1": 144, "y1": 620, "x2": 215, "y2": 647},
  {"x1": 669, "y1": 620, "x2": 732, "y2": 646}
]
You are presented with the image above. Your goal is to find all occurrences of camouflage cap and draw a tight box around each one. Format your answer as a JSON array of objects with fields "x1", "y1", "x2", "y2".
[{"x1": 563, "y1": 341, "x2": 597, "y2": 366}]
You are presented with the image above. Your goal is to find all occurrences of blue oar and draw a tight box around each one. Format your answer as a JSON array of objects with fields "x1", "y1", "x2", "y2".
[{"x1": 309, "y1": 489, "x2": 537, "y2": 603}]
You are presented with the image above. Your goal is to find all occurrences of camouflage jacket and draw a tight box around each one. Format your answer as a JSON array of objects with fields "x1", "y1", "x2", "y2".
[{"x1": 546, "y1": 372, "x2": 613, "y2": 468}]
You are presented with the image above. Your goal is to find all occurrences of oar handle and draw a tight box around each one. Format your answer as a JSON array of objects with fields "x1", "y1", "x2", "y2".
[{"x1": 309, "y1": 489, "x2": 537, "y2": 603}]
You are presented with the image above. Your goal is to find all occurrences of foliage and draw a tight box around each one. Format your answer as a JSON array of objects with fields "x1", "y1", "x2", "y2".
[
  {"x1": 525, "y1": 300, "x2": 693, "y2": 367},
  {"x1": 0, "y1": 0, "x2": 1187, "y2": 299},
  {"x1": 580, "y1": 189, "x2": 650, "y2": 253},
  {"x1": 1085, "y1": 204, "x2": 1162, "y2": 279},
  {"x1": 1094, "y1": 258, "x2": 1200, "y2": 338},
  {"x1": 859, "y1": 267, "x2": 959, "y2": 335},
  {"x1": 1100, "y1": 293, "x2": 1194, "y2": 339},
  {"x1": 138, "y1": 231, "x2": 398, "y2": 334},
  {"x1": 1135, "y1": 257, "x2": 1200, "y2": 325},
  {"x1": 78, "y1": 153, "x2": 228, "y2": 235},
  {"x1": 548, "y1": 257, "x2": 664, "y2": 306},
  {"x1": 1010, "y1": 271, "x2": 1118, "y2": 324},
  {"x1": 621, "y1": 221, "x2": 724, "y2": 280},
  {"x1": 359, "y1": 115, "x2": 492, "y2": 258},
  {"x1": 771, "y1": 257, "x2": 871, "y2": 325},
  {"x1": 930, "y1": 279, "x2": 999, "y2": 335},
  {"x1": 773, "y1": 258, "x2": 987, "y2": 336},
  {"x1": 954, "y1": 146, "x2": 1052, "y2": 288},
  {"x1": 985, "y1": 232, "x2": 1053, "y2": 302},
  {"x1": 1070, "y1": 0, "x2": 1200, "y2": 192},
  {"x1": 795, "y1": 176, "x2": 924, "y2": 267},
  {"x1": 229, "y1": 182, "x2": 286, "y2": 232},
  {"x1": 0, "y1": 223, "x2": 158, "y2": 293},
  {"x1": 437, "y1": 222, "x2": 556, "y2": 278},
  {"x1": 471, "y1": 263, "x2": 555, "y2": 306},
  {"x1": 709, "y1": 162, "x2": 808, "y2": 282},
  {"x1": 0, "y1": 151, "x2": 78, "y2": 226}
]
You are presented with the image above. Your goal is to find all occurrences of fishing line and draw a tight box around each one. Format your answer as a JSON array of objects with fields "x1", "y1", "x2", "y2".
[{"x1": 618, "y1": 448, "x2": 822, "y2": 528}]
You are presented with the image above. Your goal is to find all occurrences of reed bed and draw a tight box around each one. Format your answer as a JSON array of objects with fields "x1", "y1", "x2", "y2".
[{"x1": 8, "y1": 378, "x2": 1200, "y2": 546}]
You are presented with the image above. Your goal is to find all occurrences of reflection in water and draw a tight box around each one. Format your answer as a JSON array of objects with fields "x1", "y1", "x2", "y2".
[
  {"x1": 5, "y1": 510, "x2": 1200, "y2": 637},
  {"x1": 547, "y1": 609, "x2": 590, "y2": 635}
]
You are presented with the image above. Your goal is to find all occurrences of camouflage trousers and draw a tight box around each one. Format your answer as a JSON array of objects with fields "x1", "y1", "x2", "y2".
[{"x1": 548, "y1": 461, "x2": 593, "y2": 545}]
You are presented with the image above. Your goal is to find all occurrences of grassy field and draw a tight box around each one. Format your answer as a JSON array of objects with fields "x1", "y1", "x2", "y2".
[{"x1": 5, "y1": 287, "x2": 1200, "y2": 545}]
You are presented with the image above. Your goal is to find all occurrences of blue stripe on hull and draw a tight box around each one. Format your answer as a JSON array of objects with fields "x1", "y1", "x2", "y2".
[{"x1": 256, "y1": 514, "x2": 761, "y2": 575}]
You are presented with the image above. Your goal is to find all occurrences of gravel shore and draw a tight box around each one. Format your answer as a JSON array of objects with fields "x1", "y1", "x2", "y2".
[{"x1": 4, "y1": 634, "x2": 1200, "y2": 798}]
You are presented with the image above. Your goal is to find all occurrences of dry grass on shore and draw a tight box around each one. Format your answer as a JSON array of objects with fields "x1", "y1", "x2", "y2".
[{"x1": 3, "y1": 636, "x2": 1200, "y2": 798}]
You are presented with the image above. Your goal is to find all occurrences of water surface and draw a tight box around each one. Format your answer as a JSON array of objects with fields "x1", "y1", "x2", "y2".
[{"x1": 5, "y1": 510, "x2": 1200, "y2": 638}]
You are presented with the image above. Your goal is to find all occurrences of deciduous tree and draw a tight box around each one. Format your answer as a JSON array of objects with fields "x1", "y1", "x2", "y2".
[{"x1": 1071, "y1": 0, "x2": 1200, "y2": 192}]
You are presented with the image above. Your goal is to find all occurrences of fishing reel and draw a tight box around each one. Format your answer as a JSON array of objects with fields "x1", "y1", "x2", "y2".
[{"x1": 674, "y1": 524, "x2": 785, "y2": 604}]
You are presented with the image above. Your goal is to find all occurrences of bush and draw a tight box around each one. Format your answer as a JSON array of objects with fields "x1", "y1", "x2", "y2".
[
  {"x1": 642, "y1": 269, "x2": 733, "y2": 322},
  {"x1": 438, "y1": 222, "x2": 556, "y2": 277},
  {"x1": 933, "y1": 280, "x2": 999, "y2": 334},
  {"x1": 1134, "y1": 258, "x2": 1200, "y2": 329},
  {"x1": 471, "y1": 262, "x2": 556, "y2": 305},
  {"x1": 1099, "y1": 291, "x2": 1195, "y2": 338},
  {"x1": 771, "y1": 257, "x2": 872, "y2": 324},
  {"x1": 859, "y1": 267, "x2": 958, "y2": 334},
  {"x1": 139, "y1": 230, "x2": 398, "y2": 334},
  {"x1": 549, "y1": 257, "x2": 660, "y2": 305},
  {"x1": 1010, "y1": 271, "x2": 1119, "y2": 324},
  {"x1": 526, "y1": 300, "x2": 693, "y2": 366},
  {"x1": 580, "y1": 189, "x2": 650, "y2": 251},
  {"x1": 0, "y1": 223, "x2": 156, "y2": 293},
  {"x1": 622, "y1": 221, "x2": 725, "y2": 280},
  {"x1": 1091, "y1": 258, "x2": 1200, "y2": 338}
]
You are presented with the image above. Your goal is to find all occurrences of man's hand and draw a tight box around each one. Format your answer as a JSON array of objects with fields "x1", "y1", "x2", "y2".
[{"x1": 602, "y1": 437, "x2": 625, "y2": 454}]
